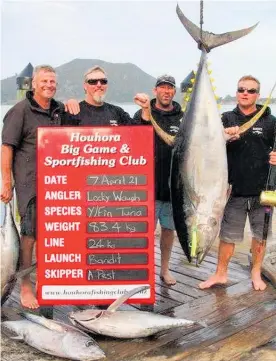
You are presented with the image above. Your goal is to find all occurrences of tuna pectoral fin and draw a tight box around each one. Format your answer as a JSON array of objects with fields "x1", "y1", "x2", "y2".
[
  {"x1": 107, "y1": 285, "x2": 150, "y2": 313},
  {"x1": 176, "y1": 4, "x2": 258, "y2": 51}
]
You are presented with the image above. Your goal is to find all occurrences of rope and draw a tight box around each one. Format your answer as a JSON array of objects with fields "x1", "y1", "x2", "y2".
[{"x1": 200, "y1": 0, "x2": 204, "y2": 43}]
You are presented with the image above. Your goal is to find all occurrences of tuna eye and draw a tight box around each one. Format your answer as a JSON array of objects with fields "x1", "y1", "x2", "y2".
[{"x1": 85, "y1": 340, "x2": 94, "y2": 347}]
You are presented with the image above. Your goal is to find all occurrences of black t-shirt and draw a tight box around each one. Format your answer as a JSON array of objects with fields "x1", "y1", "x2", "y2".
[
  {"x1": 222, "y1": 105, "x2": 276, "y2": 197},
  {"x1": 133, "y1": 99, "x2": 183, "y2": 202},
  {"x1": 67, "y1": 101, "x2": 139, "y2": 126},
  {"x1": 1, "y1": 91, "x2": 76, "y2": 217}
]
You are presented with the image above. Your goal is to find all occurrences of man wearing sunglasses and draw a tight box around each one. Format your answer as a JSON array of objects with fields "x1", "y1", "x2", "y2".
[
  {"x1": 133, "y1": 75, "x2": 183, "y2": 286},
  {"x1": 65, "y1": 66, "x2": 139, "y2": 126},
  {"x1": 199, "y1": 75, "x2": 276, "y2": 292}
]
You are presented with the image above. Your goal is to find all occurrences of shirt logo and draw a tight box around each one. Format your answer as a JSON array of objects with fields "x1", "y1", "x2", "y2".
[
  {"x1": 110, "y1": 120, "x2": 118, "y2": 126},
  {"x1": 170, "y1": 126, "x2": 179, "y2": 134},
  {"x1": 252, "y1": 127, "x2": 263, "y2": 136}
]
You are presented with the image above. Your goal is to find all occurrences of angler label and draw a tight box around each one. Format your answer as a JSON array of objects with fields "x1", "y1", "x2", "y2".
[{"x1": 37, "y1": 126, "x2": 155, "y2": 306}]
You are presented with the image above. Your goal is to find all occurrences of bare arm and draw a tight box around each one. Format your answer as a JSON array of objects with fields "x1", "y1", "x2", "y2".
[
  {"x1": 269, "y1": 151, "x2": 276, "y2": 165},
  {"x1": 1, "y1": 144, "x2": 13, "y2": 203},
  {"x1": 64, "y1": 99, "x2": 80, "y2": 115}
]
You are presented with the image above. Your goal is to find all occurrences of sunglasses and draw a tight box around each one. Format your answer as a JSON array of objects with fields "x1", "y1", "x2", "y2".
[
  {"x1": 86, "y1": 78, "x2": 108, "y2": 85},
  {"x1": 237, "y1": 87, "x2": 258, "y2": 94}
]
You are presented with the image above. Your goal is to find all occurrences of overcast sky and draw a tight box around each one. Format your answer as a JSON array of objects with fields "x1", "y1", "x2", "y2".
[{"x1": 1, "y1": 0, "x2": 276, "y2": 97}]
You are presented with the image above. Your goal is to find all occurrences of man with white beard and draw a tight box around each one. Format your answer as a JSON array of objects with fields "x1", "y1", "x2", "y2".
[{"x1": 66, "y1": 66, "x2": 138, "y2": 126}]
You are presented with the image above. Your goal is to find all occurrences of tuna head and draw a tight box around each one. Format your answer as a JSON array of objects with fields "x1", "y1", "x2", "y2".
[
  {"x1": 69, "y1": 310, "x2": 104, "y2": 322},
  {"x1": 186, "y1": 195, "x2": 226, "y2": 265},
  {"x1": 190, "y1": 215, "x2": 221, "y2": 265},
  {"x1": 69, "y1": 310, "x2": 105, "y2": 333},
  {"x1": 2, "y1": 317, "x2": 106, "y2": 361},
  {"x1": 61, "y1": 330, "x2": 106, "y2": 360}
]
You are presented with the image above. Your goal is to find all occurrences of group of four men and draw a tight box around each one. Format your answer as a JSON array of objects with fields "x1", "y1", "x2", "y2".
[{"x1": 1, "y1": 64, "x2": 276, "y2": 309}]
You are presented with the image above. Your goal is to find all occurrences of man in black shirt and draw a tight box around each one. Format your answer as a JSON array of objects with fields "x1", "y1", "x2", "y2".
[
  {"x1": 1, "y1": 65, "x2": 76, "y2": 308},
  {"x1": 199, "y1": 75, "x2": 276, "y2": 291},
  {"x1": 66, "y1": 65, "x2": 139, "y2": 126},
  {"x1": 134, "y1": 75, "x2": 183, "y2": 285}
]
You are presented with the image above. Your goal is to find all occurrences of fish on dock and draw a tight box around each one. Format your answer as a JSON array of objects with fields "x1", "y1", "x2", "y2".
[
  {"x1": 69, "y1": 286, "x2": 202, "y2": 338},
  {"x1": 2, "y1": 312, "x2": 106, "y2": 360}
]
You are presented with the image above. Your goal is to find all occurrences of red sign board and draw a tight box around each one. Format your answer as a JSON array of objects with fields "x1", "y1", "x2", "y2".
[{"x1": 37, "y1": 126, "x2": 155, "y2": 305}]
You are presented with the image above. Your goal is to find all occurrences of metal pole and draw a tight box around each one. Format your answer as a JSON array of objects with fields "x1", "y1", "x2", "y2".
[{"x1": 14, "y1": 63, "x2": 34, "y2": 222}]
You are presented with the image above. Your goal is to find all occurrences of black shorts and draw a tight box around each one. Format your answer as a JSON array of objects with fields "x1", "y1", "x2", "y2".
[
  {"x1": 20, "y1": 197, "x2": 36, "y2": 238},
  {"x1": 220, "y1": 196, "x2": 273, "y2": 243}
]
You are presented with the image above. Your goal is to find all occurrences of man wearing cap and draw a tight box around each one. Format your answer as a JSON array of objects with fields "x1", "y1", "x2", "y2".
[{"x1": 133, "y1": 75, "x2": 183, "y2": 285}]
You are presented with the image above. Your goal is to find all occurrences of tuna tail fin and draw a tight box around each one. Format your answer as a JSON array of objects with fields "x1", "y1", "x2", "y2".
[
  {"x1": 107, "y1": 285, "x2": 150, "y2": 313},
  {"x1": 176, "y1": 4, "x2": 258, "y2": 52}
]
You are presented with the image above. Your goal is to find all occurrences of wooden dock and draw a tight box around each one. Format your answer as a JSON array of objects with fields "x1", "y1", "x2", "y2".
[{"x1": 1, "y1": 240, "x2": 276, "y2": 361}]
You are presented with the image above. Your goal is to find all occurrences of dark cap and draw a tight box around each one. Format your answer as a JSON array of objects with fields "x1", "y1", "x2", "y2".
[{"x1": 156, "y1": 74, "x2": 176, "y2": 87}]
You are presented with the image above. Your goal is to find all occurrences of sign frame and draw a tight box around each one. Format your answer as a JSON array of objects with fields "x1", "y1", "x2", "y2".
[{"x1": 36, "y1": 126, "x2": 155, "y2": 305}]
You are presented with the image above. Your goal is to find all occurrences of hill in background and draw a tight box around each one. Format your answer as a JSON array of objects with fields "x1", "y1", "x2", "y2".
[
  {"x1": 2, "y1": 59, "x2": 274, "y2": 105},
  {"x1": 1, "y1": 58, "x2": 182, "y2": 104}
]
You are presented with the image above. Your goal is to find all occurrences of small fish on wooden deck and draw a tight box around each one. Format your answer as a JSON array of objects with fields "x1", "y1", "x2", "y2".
[
  {"x1": 2, "y1": 312, "x2": 106, "y2": 360},
  {"x1": 69, "y1": 286, "x2": 204, "y2": 338}
]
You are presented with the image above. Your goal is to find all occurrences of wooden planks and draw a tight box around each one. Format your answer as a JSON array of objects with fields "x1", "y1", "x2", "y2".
[
  {"x1": 180, "y1": 315, "x2": 276, "y2": 361},
  {"x1": 141, "y1": 300, "x2": 276, "y2": 360},
  {"x1": 101, "y1": 282, "x2": 276, "y2": 361},
  {"x1": 1, "y1": 241, "x2": 276, "y2": 361}
]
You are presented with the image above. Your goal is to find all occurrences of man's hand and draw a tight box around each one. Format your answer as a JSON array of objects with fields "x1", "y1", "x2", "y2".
[
  {"x1": 224, "y1": 126, "x2": 240, "y2": 142},
  {"x1": 134, "y1": 93, "x2": 150, "y2": 109},
  {"x1": 64, "y1": 99, "x2": 80, "y2": 115},
  {"x1": 269, "y1": 150, "x2": 276, "y2": 166},
  {"x1": 1, "y1": 182, "x2": 13, "y2": 203},
  {"x1": 134, "y1": 93, "x2": 151, "y2": 121}
]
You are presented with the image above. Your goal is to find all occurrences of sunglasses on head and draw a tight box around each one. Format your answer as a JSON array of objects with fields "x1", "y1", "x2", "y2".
[
  {"x1": 237, "y1": 87, "x2": 258, "y2": 94},
  {"x1": 86, "y1": 78, "x2": 108, "y2": 85}
]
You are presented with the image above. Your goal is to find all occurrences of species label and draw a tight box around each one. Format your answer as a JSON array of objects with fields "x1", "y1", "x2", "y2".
[{"x1": 37, "y1": 126, "x2": 155, "y2": 305}]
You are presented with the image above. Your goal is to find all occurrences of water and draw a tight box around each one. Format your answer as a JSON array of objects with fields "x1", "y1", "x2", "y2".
[{"x1": 2, "y1": 103, "x2": 276, "y2": 119}]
